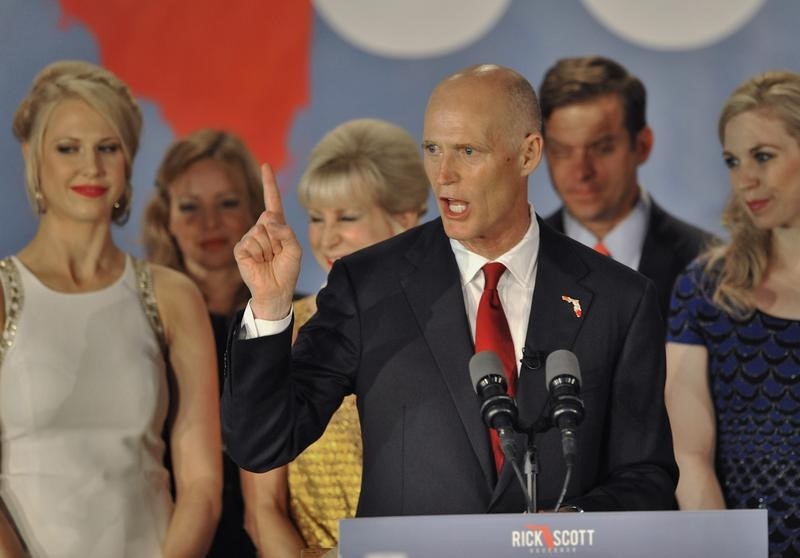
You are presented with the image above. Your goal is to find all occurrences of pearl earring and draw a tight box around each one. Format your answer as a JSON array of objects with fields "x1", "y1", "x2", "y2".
[{"x1": 34, "y1": 190, "x2": 46, "y2": 214}]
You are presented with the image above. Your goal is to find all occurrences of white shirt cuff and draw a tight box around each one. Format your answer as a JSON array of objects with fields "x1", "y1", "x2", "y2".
[{"x1": 240, "y1": 300, "x2": 293, "y2": 339}]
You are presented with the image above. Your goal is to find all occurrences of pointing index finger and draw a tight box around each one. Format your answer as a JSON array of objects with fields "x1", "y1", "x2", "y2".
[{"x1": 261, "y1": 163, "x2": 285, "y2": 220}]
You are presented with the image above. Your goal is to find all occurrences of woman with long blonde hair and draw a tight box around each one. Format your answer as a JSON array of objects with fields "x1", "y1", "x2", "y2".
[{"x1": 666, "y1": 71, "x2": 800, "y2": 558}]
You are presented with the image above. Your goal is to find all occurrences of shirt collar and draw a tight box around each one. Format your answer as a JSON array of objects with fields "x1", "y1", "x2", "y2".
[
  {"x1": 449, "y1": 204, "x2": 540, "y2": 287},
  {"x1": 563, "y1": 188, "x2": 651, "y2": 269}
]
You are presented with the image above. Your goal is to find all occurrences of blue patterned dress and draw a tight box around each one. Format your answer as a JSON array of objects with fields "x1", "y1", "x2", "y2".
[{"x1": 668, "y1": 261, "x2": 800, "y2": 558}]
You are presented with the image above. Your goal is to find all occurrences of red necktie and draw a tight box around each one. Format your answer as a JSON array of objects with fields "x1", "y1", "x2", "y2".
[
  {"x1": 593, "y1": 241, "x2": 611, "y2": 257},
  {"x1": 475, "y1": 262, "x2": 517, "y2": 472}
]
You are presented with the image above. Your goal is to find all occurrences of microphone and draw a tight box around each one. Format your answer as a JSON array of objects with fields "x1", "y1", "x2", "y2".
[
  {"x1": 468, "y1": 350, "x2": 519, "y2": 461},
  {"x1": 545, "y1": 349, "x2": 585, "y2": 467}
]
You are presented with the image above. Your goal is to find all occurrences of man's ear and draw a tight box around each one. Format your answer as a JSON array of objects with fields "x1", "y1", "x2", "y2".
[
  {"x1": 635, "y1": 127, "x2": 654, "y2": 165},
  {"x1": 520, "y1": 132, "x2": 544, "y2": 177}
]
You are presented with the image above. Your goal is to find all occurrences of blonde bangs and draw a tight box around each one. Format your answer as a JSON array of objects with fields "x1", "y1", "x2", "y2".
[{"x1": 298, "y1": 166, "x2": 380, "y2": 210}]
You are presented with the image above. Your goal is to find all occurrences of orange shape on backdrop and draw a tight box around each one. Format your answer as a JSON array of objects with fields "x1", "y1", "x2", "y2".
[{"x1": 58, "y1": 0, "x2": 312, "y2": 174}]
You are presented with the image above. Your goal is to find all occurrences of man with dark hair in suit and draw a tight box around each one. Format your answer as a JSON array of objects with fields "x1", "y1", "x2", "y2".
[
  {"x1": 222, "y1": 64, "x2": 677, "y2": 518},
  {"x1": 539, "y1": 56, "x2": 710, "y2": 318}
]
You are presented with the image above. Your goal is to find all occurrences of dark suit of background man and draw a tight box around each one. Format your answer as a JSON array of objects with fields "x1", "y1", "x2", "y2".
[
  {"x1": 539, "y1": 56, "x2": 711, "y2": 318},
  {"x1": 221, "y1": 64, "x2": 677, "y2": 517}
]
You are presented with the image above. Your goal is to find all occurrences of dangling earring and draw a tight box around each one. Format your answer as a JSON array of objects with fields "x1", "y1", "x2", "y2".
[
  {"x1": 34, "y1": 190, "x2": 46, "y2": 214},
  {"x1": 112, "y1": 184, "x2": 132, "y2": 225}
]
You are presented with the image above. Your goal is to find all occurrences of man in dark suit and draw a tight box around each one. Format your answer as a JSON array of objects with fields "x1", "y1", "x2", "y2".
[
  {"x1": 538, "y1": 56, "x2": 710, "y2": 318},
  {"x1": 222, "y1": 64, "x2": 677, "y2": 516}
]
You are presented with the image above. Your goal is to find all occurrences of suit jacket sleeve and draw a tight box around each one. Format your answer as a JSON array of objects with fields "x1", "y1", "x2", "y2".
[
  {"x1": 571, "y1": 278, "x2": 677, "y2": 511},
  {"x1": 220, "y1": 262, "x2": 359, "y2": 472}
]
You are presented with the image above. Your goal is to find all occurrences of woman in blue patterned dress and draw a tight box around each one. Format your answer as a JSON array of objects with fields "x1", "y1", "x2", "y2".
[{"x1": 666, "y1": 71, "x2": 800, "y2": 558}]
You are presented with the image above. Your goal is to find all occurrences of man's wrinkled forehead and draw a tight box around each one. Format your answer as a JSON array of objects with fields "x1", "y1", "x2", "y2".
[{"x1": 427, "y1": 74, "x2": 501, "y2": 117}]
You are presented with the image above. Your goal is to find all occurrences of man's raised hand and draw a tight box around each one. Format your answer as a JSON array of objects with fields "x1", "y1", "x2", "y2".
[{"x1": 233, "y1": 163, "x2": 302, "y2": 320}]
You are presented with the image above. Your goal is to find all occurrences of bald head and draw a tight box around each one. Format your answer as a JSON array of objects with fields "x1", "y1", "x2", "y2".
[{"x1": 430, "y1": 64, "x2": 542, "y2": 142}]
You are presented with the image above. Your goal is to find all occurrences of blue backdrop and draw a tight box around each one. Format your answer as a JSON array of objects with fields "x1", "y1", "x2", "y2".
[{"x1": 1, "y1": 0, "x2": 794, "y2": 293}]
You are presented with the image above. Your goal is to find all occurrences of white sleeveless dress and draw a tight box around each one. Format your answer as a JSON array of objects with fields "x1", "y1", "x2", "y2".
[{"x1": 0, "y1": 255, "x2": 173, "y2": 557}]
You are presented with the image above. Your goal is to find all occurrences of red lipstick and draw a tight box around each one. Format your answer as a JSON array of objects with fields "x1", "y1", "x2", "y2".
[{"x1": 70, "y1": 185, "x2": 107, "y2": 198}]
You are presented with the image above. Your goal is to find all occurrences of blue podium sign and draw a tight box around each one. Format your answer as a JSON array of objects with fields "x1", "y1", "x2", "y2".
[{"x1": 339, "y1": 510, "x2": 767, "y2": 557}]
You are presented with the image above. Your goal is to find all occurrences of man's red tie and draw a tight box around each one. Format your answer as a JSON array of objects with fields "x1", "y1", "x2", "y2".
[
  {"x1": 593, "y1": 241, "x2": 611, "y2": 257},
  {"x1": 474, "y1": 262, "x2": 517, "y2": 472}
]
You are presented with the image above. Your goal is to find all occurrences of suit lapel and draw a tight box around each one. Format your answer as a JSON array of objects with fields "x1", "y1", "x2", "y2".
[
  {"x1": 401, "y1": 221, "x2": 496, "y2": 489},
  {"x1": 527, "y1": 220, "x2": 593, "y2": 357},
  {"x1": 490, "y1": 218, "x2": 593, "y2": 508}
]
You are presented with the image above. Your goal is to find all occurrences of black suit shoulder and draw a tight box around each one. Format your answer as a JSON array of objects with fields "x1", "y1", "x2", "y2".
[
  {"x1": 543, "y1": 209, "x2": 564, "y2": 233},
  {"x1": 646, "y1": 201, "x2": 711, "y2": 261},
  {"x1": 331, "y1": 219, "x2": 451, "y2": 297},
  {"x1": 342, "y1": 218, "x2": 446, "y2": 269},
  {"x1": 641, "y1": 200, "x2": 714, "y2": 318}
]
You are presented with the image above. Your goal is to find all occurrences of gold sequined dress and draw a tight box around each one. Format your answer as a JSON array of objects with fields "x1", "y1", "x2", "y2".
[{"x1": 288, "y1": 295, "x2": 362, "y2": 548}]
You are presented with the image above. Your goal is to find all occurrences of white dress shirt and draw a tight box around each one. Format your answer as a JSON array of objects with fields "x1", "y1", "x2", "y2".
[
  {"x1": 242, "y1": 208, "x2": 541, "y2": 373},
  {"x1": 563, "y1": 188, "x2": 651, "y2": 271},
  {"x1": 450, "y1": 210, "x2": 539, "y2": 376}
]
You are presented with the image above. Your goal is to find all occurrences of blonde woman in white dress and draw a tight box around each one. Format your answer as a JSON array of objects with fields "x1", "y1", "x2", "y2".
[{"x1": 0, "y1": 60, "x2": 221, "y2": 557}]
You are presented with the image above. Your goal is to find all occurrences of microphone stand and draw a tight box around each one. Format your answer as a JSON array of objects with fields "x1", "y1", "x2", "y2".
[
  {"x1": 520, "y1": 413, "x2": 550, "y2": 514},
  {"x1": 524, "y1": 438, "x2": 538, "y2": 513},
  {"x1": 518, "y1": 347, "x2": 548, "y2": 513},
  {"x1": 504, "y1": 438, "x2": 533, "y2": 514}
]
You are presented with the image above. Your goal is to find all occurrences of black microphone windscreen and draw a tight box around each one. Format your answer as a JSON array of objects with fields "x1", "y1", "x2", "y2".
[
  {"x1": 545, "y1": 349, "x2": 581, "y2": 386},
  {"x1": 468, "y1": 350, "x2": 504, "y2": 392}
]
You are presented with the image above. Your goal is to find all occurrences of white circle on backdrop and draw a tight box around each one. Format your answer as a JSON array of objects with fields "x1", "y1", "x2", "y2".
[
  {"x1": 313, "y1": 0, "x2": 512, "y2": 58},
  {"x1": 581, "y1": 0, "x2": 766, "y2": 50}
]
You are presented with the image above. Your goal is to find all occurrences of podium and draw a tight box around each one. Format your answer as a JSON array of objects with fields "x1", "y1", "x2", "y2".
[{"x1": 339, "y1": 509, "x2": 767, "y2": 557}]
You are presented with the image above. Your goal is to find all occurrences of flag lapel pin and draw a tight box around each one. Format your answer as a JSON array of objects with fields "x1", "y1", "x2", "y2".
[{"x1": 561, "y1": 295, "x2": 582, "y2": 318}]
